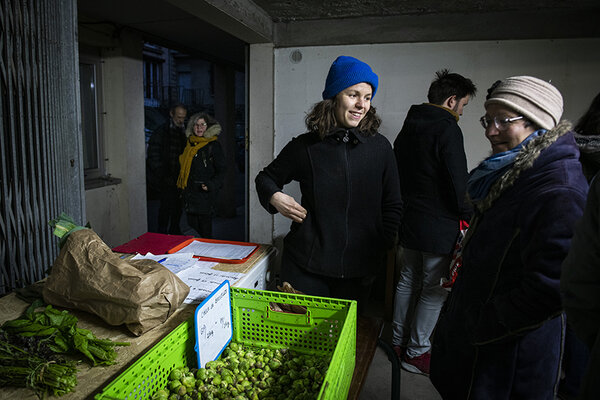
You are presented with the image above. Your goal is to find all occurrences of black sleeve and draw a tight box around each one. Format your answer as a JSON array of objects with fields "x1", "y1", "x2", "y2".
[
  {"x1": 255, "y1": 137, "x2": 302, "y2": 214},
  {"x1": 207, "y1": 142, "x2": 227, "y2": 191},
  {"x1": 381, "y1": 140, "x2": 403, "y2": 247},
  {"x1": 561, "y1": 175, "x2": 600, "y2": 349},
  {"x1": 438, "y1": 124, "x2": 472, "y2": 220}
]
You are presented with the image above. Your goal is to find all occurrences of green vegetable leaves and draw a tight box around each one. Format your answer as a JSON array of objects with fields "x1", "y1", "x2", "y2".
[
  {"x1": 47, "y1": 213, "x2": 90, "y2": 248},
  {"x1": 1, "y1": 304, "x2": 129, "y2": 366},
  {"x1": 0, "y1": 331, "x2": 78, "y2": 398}
]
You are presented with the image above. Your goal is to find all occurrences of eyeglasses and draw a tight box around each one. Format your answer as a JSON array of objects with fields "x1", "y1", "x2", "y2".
[
  {"x1": 479, "y1": 115, "x2": 524, "y2": 130},
  {"x1": 196, "y1": 122, "x2": 207, "y2": 127}
]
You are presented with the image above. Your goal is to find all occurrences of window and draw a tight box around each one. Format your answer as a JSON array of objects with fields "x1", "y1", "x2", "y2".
[
  {"x1": 143, "y1": 43, "x2": 165, "y2": 107},
  {"x1": 79, "y1": 49, "x2": 105, "y2": 183},
  {"x1": 144, "y1": 58, "x2": 163, "y2": 104}
]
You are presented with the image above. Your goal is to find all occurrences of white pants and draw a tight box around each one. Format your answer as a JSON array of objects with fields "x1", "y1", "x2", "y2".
[{"x1": 392, "y1": 247, "x2": 450, "y2": 357}]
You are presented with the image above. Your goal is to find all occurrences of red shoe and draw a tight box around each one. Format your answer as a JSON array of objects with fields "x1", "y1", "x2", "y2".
[{"x1": 401, "y1": 352, "x2": 430, "y2": 376}]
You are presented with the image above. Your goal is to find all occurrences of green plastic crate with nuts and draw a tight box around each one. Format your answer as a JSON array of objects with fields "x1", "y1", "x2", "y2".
[{"x1": 94, "y1": 286, "x2": 357, "y2": 400}]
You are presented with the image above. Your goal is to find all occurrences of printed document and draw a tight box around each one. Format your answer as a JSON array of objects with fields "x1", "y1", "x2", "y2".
[{"x1": 174, "y1": 240, "x2": 257, "y2": 260}]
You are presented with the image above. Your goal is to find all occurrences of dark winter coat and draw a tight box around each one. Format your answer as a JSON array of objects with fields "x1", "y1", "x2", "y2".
[
  {"x1": 431, "y1": 121, "x2": 588, "y2": 399},
  {"x1": 147, "y1": 121, "x2": 187, "y2": 192},
  {"x1": 561, "y1": 171, "x2": 600, "y2": 400},
  {"x1": 574, "y1": 132, "x2": 600, "y2": 182},
  {"x1": 183, "y1": 141, "x2": 227, "y2": 215},
  {"x1": 393, "y1": 103, "x2": 471, "y2": 254},
  {"x1": 255, "y1": 128, "x2": 403, "y2": 279}
]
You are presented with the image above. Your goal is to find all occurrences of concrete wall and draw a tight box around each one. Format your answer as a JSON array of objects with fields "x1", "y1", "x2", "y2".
[
  {"x1": 248, "y1": 43, "x2": 274, "y2": 244},
  {"x1": 248, "y1": 37, "x2": 600, "y2": 245},
  {"x1": 83, "y1": 30, "x2": 147, "y2": 248}
]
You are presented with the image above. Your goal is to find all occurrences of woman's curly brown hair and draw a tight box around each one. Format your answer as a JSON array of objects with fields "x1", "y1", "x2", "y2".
[{"x1": 304, "y1": 97, "x2": 381, "y2": 140}]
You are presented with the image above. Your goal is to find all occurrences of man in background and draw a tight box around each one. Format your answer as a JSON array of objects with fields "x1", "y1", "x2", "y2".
[
  {"x1": 391, "y1": 69, "x2": 476, "y2": 375},
  {"x1": 147, "y1": 103, "x2": 188, "y2": 234}
]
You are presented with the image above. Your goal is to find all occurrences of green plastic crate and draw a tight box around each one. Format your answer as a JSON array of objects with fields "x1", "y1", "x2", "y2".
[{"x1": 95, "y1": 286, "x2": 357, "y2": 400}]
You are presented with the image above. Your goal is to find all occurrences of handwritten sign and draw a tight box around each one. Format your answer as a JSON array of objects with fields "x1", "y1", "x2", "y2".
[{"x1": 194, "y1": 280, "x2": 233, "y2": 368}]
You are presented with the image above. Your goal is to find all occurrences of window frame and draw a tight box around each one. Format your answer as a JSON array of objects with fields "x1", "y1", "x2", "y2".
[{"x1": 78, "y1": 48, "x2": 106, "y2": 184}]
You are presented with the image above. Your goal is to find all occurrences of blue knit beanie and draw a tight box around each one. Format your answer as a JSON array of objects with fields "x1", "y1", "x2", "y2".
[{"x1": 322, "y1": 56, "x2": 379, "y2": 100}]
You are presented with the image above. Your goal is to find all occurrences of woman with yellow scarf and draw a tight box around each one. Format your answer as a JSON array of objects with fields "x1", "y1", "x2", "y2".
[{"x1": 177, "y1": 112, "x2": 227, "y2": 238}]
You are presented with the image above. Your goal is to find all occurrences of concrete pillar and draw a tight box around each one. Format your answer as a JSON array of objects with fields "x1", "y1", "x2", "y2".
[{"x1": 248, "y1": 43, "x2": 274, "y2": 244}]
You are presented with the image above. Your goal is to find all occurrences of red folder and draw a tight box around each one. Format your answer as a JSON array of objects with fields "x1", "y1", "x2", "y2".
[{"x1": 112, "y1": 232, "x2": 193, "y2": 255}]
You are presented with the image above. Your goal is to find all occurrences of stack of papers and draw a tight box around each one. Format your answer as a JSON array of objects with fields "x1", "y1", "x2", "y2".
[
  {"x1": 131, "y1": 253, "x2": 243, "y2": 303},
  {"x1": 174, "y1": 240, "x2": 257, "y2": 261}
]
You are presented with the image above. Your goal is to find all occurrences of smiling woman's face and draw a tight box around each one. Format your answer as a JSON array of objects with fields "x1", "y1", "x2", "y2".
[
  {"x1": 193, "y1": 118, "x2": 207, "y2": 137},
  {"x1": 484, "y1": 104, "x2": 535, "y2": 154},
  {"x1": 334, "y1": 82, "x2": 372, "y2": 129}
]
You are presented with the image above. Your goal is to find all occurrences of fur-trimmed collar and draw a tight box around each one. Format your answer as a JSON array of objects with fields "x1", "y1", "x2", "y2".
[
  {"x1": 463, "y1": 121, "x2": 572, "y2": 247},
  {"x1": 203, "y1": 124, "x2": 222, "y2": 139},
  {"x1": 474, "y1": 120, "x2": 572, "y2": 214}
]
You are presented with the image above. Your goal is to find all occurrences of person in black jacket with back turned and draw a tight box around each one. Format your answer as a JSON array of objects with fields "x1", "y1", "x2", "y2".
[
  {"x1": 391, "y1": 69, "x2": 476, "y2": 375},
  {"x1": 255, "y1": 56, "x2": 402, "y2": 314}
]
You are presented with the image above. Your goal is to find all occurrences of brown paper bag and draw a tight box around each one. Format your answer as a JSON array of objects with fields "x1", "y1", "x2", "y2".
[
  {"x1": 42, "y1": 229, "x2": 190, "y2": 336},
  {"x1": 269, "y1": 281, "x2": 307, "y2": 314}
]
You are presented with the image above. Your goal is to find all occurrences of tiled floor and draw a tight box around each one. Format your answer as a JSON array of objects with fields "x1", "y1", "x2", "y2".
[
  {"x1": 356, "y1": 299, "x2": 442, "y2": 400},
  {"x1": 358, "y1": 337, "x2": 442, "y2": 400}
]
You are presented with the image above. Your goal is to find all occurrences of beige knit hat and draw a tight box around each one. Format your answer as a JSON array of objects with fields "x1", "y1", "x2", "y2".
[{"x1": 484, "y1": 76, "x2": 563, "y2": 130}]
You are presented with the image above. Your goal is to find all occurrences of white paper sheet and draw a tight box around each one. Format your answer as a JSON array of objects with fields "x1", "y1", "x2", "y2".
[
  {"x1": 131, "y1": 252, "x2": 217, "y2": 274},
  {"x1": 174, "y1": 240, "x2": 257, "y2": 260},
  {"x1": 177, "y1": 265, "x2": 244, "y2": 304}
]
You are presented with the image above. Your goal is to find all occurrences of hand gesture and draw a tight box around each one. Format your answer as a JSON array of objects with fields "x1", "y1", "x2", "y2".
[{"x1": 270, "y1": 192, "x2": 307, "y2": 223}]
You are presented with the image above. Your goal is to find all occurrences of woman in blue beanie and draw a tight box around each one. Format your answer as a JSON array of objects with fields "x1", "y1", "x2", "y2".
[{"x1": 255, "y1": 56, "x2": 402, "y2": 313}]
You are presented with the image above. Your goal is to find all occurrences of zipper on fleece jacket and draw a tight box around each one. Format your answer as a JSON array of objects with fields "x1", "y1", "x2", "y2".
[{"x1": 340, "y1": 130, "x2": 351, "y2": 277}]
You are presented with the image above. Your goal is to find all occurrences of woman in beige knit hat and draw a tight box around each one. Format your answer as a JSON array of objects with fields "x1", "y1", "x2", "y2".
[{"x1": 430, "y1": 76, "x2": 589, "y2": 400}]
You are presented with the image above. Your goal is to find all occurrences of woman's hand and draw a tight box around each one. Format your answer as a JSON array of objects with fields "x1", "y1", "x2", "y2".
[
  {"x1": 270, "y1": 192, "x2": 307, "y2": 223},
  {"x1": 201, "y1": 183, "x2": 208, "y2": 191}
]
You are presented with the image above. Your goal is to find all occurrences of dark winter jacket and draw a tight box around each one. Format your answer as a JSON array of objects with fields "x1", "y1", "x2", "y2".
[
  {"x1": 183, "y1": 140, "x2": 227, "y2": 215},
  {"x1": 255, "y1": 128, "x2": 403, "y2": 279},
  {"x1": 431, "y1": 121, "x2": 588, "y2": 399},
  {"x1": 147, "y1": 120, "x2": 187, "y2": 192},
  {"x1": 561, "y1": 171, "x2": 600, "y2": 400},
  {"x1": 393, "y1": 104, "x2": 471, "y2": 254},
  {"x1": 574, "y1": 132, "x2": 600, "y2": 182}
]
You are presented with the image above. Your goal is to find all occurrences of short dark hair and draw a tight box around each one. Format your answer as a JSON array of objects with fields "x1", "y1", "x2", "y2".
[
  {"x1": 427, "y1": 69, "x2": 477, "y2": 105},
  {"x1": 170, "y1": 102, "x2": 187, "y2": 113}
]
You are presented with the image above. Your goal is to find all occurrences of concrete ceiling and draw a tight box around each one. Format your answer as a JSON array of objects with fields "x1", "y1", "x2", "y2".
[
  {"x1": 77, "y1": 0, "x2": 600, "y2": 69},
  {"x1": 77, "y1": 0, "x2": 252, "y2": 68},
  {"x1": 252, "y1": 0, "x2": 597, "y2": 22}
]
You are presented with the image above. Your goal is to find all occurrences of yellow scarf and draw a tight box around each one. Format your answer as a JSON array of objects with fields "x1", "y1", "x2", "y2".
[{"x1": 177, "y1": 135, "x2": 217, "y2": 189}]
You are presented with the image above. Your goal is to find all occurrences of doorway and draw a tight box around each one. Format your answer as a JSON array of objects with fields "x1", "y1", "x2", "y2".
[{"x1": 143, "y1": 43, "x2": 246, "y2": 241}]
